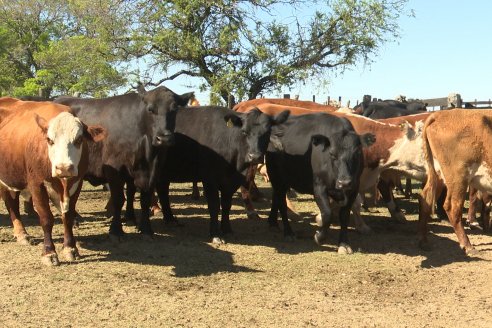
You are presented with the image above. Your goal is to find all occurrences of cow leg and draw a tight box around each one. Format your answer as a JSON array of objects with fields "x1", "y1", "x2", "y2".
[
  {"x1": 103, "y1": 167, "x2": 126, "y2": 239},
  {"x1": 1, "y1": 190, "x2": 31, "y2": 245},
  {"x1": 466, "y1": 186, "x2": 481, "y2": 228},
  {"x1": 60, "y1": 182, "x2": 83, "y2": 262},
  {"x1": 124, "y1": 180, "x2": 137, "y2": 224},
  {"x1": 138, "y1": 190, "x2": 154, "y2": 236},
  {"x1": 313, "y1": 184, "x2": 332, "y2": 245},
  {"x1": 202, "y1": 182, "x2": 223, "y2": 244},
  {"x1": 190, "y1": 181, "x2": 200, "y2": 200},
  {"x1": 275, "y1": 187, "x2": 295, "y2": 240},
  {"x1": 246, "y1": 165, "x2": 263, "y2": 201},
  {"x1": 156, "y1": 181, "x2": 179, "y2": 224},
  {"x1": 418, "y1": 179, "x2": 445, "y2": 251},
  {"x1": 150, "y1": 192, "x2": 161, "y2": 216},
  {"x1": 378, "y1": 178, "x2": 406, "y2": 222},
  {"x1": 337, "y1": 201, "x2": 353, "y2": 254},
  {"x1": 351, "y1": 193, "x2": 372, "y2": 234},
  {"x1": 220, "y1": 189, "x2": 235, "y2": 235},
  {"x1": 241, "y1": 185, "x2": 260, "y2": 220},
  {"x1": 481, "y1": 195, "x2": 491, "y2": 231},
  {"x1": 445, "y1": 185, "x2": 475, "y2": 254},
  {"x1": 30, "y1": 185, "x2": 59, "y2": 266},
  {"x1": 435, "y1": 186, "x2": 448, "y2": 221},
  {"x1": 404, "y1": 178, "x2": 412, "y2": 198}
]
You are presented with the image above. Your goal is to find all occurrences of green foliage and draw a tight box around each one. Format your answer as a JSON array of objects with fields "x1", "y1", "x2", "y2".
[
  {"x1": 0, "y1": 0, "x2": 410, "y2": 102},
  {"x1": 0, "y1": 0, "x2": 127, "y2": 97},
  {"x1": 127, "y1": 0, "x2": 410, "y2": 103}
]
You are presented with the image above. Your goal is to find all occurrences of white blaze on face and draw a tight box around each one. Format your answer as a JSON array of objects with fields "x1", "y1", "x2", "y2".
[{"x1": 46, "y1": 112, "x2": 84, "y2": 178}]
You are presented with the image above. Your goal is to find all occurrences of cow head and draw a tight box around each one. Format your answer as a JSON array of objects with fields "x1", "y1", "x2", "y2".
[
  {"x1": 224, "y1": 108, "x2": 290, "y2": 165},
  {"x1": 35, "y1": 112, "x2": 106, "y2": 178},
  {"x1": 137, "y1": 83, "x2": 194, "y2": 147},
  {"x1": 311, "y1": 130, "x2": 375, "y2": 205}
]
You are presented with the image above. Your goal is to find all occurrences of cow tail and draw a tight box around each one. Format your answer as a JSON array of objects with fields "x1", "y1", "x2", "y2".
[{"x1": 422, "y1": 116, "x2": 437, "y2": 214}]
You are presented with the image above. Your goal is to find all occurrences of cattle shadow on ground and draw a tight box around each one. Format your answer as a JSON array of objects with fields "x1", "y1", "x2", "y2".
[{"x1": 74, "y1": 229, "x2": 262, "y2": 277}]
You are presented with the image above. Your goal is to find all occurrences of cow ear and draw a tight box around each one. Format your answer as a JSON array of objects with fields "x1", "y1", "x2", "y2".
[
  {"x1": 136, "y1": 82, "x2": 147, "y2": 98},
  {"x1": 83, "y1": 124, "x2": 107, "y2": 143},
  {"x1": 272, "y1": 110, "x2": 290, "y2": 125},
  {"x1": 35, "y1": 114, "x2": 48, "y2": 134},
  {"x1": 224, "y1": 113, "x2": 243, "y2": 128},
  {"x1": 360, "y1": 133, "x2": 376, "y2": 148},
  {"x1": 311, "y1": 134, "x2": 329, "y2": 150},
  {"x1": 177, "y1": 92, "x2": 195, "y2": 107}
]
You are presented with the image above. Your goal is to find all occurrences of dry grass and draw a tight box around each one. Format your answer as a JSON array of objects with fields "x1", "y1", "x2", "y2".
[{"x1": 1, "y1": 179, "x2": 492, "y2": 328}]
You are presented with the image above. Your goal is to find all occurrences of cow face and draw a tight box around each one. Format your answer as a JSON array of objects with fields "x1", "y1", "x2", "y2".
[
  {"x1": 311, "y1": 131, "x2": 375, "y2": 204},
  {"x1": 225, "y1": 109, "x2": 290, "y2": 164},
  {"x1": 36, "y1": 112, "x2": 106, "y2": 178},
  {"x1": 137, "y1": 84, "x2": 194, "y2": 147}
]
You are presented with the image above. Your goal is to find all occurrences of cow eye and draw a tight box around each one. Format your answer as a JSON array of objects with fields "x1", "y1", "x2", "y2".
[
  {"x1": 46, "y1": 137, "x2": 54, "y2": 146},
  {"x1": 74, "y1": 136, "x2": 83, "y2": 147}
]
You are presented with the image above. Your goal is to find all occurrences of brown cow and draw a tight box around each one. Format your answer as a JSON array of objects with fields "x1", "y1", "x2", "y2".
[
  {"x1": 238, "y1": 104, "x2": 426, "y2": 233},
  {"x1": 233, "y1": 98, "x2": 338, "y2": 112},
  {"x1": 419, "y1": 109, "x2": 492, "y2": 254},
  {"x1": 0, "y1": 97, "x2": 106, "y2": 266}
]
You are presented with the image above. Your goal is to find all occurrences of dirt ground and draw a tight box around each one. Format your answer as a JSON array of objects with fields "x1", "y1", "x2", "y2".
[{"x1": 0, "y1": 178, "x2": 491, "y2": 328}]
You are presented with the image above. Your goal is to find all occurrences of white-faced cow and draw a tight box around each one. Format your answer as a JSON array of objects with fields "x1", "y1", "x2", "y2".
[
  {"x1": 419, "y1": 109, "x2": 492, "y2": 255},
  {"x1": 154, "y1": 106, "x2": 290, "y2": 244},
  {"x1": 0, "y1": 97, "x2": 106, "y2": 266},
  {"x1": 55, "y1": 85, "x2": 194, "y2": 239}
]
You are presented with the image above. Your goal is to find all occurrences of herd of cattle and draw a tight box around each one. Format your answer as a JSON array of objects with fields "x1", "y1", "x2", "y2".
[{"x1": 0, "y1": 86, "x2": 491, "y2": 266}]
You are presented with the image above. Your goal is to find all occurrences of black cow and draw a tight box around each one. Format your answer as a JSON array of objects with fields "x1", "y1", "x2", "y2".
[
  {"x1": 155, "y1": 106, "x2": 290, "y2": 243},
  {"x1": 361, "y1": 99, "x2": 427, "y2": 119},
  {"x1": 266, "y1": 113, "x2": 375, "y2": 253},
  {"x1": 55, "y1": 84, "x2": 194, "y2": 238}
]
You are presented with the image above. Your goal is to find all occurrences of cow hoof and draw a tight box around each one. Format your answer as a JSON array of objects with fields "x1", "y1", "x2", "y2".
[
  {"x1": 41, "y1": 253, "x2": 60, "y2": 267},
  {"x1": 391, "y1": 212, "x2": 407, "y2": 223},
  {"x1": 211, "y1": 237, "x2": 225, "y2": 245},
  {"x1": 151, "y1": 206, "x2": 162, "y2": 216},
  {"x1": 337, "y1": 243, "x2": 353, "y2": 255},
  {"x1": 16, "y1": 234, "x2": 33, "y2": 246},
  {"x1": 314, "y1": 231, "x2": 326, "y2": 245},
  {"x1": 465, "y1": 247, "x2": 479, "y2": 256},
  {"x1": 466, "y1": 220, "x2": 482, "y2": 230},
  {"x1": 418, "y1": 240, "x2": 432, "y2": 251},
  {"x1": 62, "y1": 247, "x2": 80, "y2": 262},
  {"x1": 247, "y1": 211, "x2": 261, "y2": 220}
]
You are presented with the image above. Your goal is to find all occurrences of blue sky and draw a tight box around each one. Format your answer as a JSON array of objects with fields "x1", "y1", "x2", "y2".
[{"x1": 164, "y1": 1, "x2": 492, "y2": 106}]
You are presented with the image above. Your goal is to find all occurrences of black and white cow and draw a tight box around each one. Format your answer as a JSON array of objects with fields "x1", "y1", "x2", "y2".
[
  {"x1": 265, "y1": 113, "x2": 375, "y2": 253},
  {"x1": 55, "y1": 84, "x2": 194, "y2": 238},
  {"x1": 155, "y1": 106, "x2": 290, "y2": 243}
]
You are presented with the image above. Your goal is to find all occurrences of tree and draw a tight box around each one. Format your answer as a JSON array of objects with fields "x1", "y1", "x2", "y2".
[
  {"x1": 0, "y1": 0, "x2": 127, "y2": 97},
  {"x1": 122, "y1": 0, "x2": 410, "y2": 105}
]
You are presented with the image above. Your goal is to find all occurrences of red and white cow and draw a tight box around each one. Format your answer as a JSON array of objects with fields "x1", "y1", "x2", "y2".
[
  {"x1": 419, "y1": 109, "x2": 492, "y2": 254},
  {"x1": 0, "y1": 97, "x2": 106, "y2": 266}
]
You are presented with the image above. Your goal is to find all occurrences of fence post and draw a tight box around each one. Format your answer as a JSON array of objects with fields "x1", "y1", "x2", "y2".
[
  {"x1": 283, "y1": 94, "x2": 290, "y2": 99},
  {"x1": 312, "y1": 95, "x2": 316, "y2": 102}
]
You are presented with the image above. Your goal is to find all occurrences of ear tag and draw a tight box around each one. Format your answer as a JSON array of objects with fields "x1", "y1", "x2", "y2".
[
  {"x1": 227, "y1": 118, "x2": 233, "y2": 128},
  {"x1": 399, "y1": 123, "x2": 406, "y2": 130}
]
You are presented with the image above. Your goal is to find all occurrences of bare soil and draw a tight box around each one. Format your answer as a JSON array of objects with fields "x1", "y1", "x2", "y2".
[{"x1": 1, "y1": 179, "x2": 491, "y2": 328}]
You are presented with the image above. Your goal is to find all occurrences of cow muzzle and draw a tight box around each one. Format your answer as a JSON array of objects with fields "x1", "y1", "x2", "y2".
[
  {"x1": 336, "y1": 178, "x2": 352, "y2": 190},
  {"x1": 54, "y1": 164, "x2": 76, "y2": 178},
  {"x1": 246, "y1": 152, "x2": 263, "y2": 164},
  {"x1": 154, "y1": 132, "x2": 175, "y2": 147}
]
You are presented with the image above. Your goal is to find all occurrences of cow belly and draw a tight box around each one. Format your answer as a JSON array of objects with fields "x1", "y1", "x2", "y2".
[
  {"x1": 0, "y1": 177, "x2": 24, "y2": 192},
  {"x1": 359, "y1": 168, "x2": 380, "y2": 191},
  {"x1": 470, "y1": 162, "x2": 492, "y2": 193}
]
